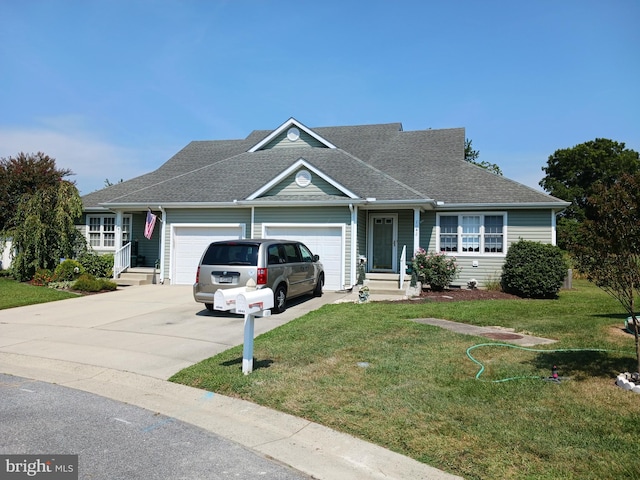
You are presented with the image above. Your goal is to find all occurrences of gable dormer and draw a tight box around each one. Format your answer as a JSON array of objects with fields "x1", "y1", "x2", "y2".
[
  {"x1": 248, "y1": 118, "x2": 337, "y2": 152},
  {"x1": 246, "y1": 158, "x2": 358, "y2": 200}
]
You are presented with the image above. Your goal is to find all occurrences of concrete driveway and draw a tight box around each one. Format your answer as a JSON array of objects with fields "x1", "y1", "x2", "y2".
[
  {"x1": 0, "y1": 284, "x2": 349, "y2": 379},
  {"x1": 0, "y1": 284, "x2": 461, "y2": 480}
]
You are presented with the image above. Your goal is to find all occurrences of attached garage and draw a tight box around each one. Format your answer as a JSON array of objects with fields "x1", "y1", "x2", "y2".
[
  {"x1": 263, "y1": 224, "x2": 345, "y2": 291},
  {"x1": 171, "y1": 224, "x2": 245, "y2": 284}
]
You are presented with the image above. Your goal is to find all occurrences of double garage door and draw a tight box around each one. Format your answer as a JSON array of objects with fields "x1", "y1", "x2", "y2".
[{"x1": 171, "y1": 224, "x2": 344, "y2": 290}]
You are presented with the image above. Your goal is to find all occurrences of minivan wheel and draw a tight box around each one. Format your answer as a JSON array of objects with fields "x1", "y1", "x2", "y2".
[
  {"x1": 272, "y1": 285, "x2": 287, "y2": 314},
  {"x1": 313, "y1": 273, "x2": 324, "y2": 297}
]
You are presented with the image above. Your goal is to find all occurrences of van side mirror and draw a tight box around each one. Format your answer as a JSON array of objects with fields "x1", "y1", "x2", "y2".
[{"x1": 313, "y1": 254, "x2": 320, "y2": 262}]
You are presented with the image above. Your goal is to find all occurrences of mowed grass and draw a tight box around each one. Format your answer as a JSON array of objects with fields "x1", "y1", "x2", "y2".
[
  {"x1": 170, "y1": 280, "x2": 640, "y2": 479},
  {"x1": 0, "y1": 277, "x2": 79, "y2": 310}
]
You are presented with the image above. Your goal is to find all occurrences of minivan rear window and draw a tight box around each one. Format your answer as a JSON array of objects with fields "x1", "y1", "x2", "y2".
[{"x1": 202, "y1": 243, "x2": 259, "y2": 266}]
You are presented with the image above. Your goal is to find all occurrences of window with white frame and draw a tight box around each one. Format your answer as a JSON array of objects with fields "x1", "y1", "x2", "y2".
[
  {"x1": 87, "y1": 215, "x2": 131, "y2": 249},
  {"x1": 438, "y1": 213, "x2": 505, "y2": 254}
]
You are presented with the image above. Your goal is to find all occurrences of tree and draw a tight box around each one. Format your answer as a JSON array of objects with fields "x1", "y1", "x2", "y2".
[
  {"x1": 0, "y1": 152, "x2": 73, "y2": 231},
  {"x1": 464, "y1": 138, "x2": 503, "y2": 176},
  {"x1": 0, "y1": 152, "x2": 83, "y2": 281},
  {"x1": 571, "y1": 173, "x2": 640, "y2": 374},
  {"x1": 540, "y1": 139, "x2": 640, "y2": 249}
]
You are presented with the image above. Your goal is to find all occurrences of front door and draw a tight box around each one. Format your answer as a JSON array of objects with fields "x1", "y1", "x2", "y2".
[{"x1": 369, "y1": 214, "x2": 397, "y2": 272}]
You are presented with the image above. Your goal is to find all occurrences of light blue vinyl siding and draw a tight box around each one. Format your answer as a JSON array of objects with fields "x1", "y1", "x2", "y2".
[
  {"x1": 416, "y1": 209, "x2": 555, "y2": 288},
  {"x1": 260, "y1": 130, "x2": 326, "y2": 149},
  {"x1": 162, "y1": 208, "x2": 252, "y2": 282},
  {"x1": 263, "y1": 170, "x2": 345, "y2": 197},
  {"x1": 508, "y1": 209, "x2": 554, "y2": 245}
]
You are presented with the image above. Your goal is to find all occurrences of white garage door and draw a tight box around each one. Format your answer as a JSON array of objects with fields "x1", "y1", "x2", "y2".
[
  {"x1": 172, "y1": 225, "x2": 244, "y2": 285},
  {"x1": 264, "y1": 225, "x2": 344, "y2": 291}
]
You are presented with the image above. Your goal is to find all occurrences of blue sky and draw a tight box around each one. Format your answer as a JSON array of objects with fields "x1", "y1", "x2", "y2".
[{"x1": 1, "y1": 0, "x2": 638, "y2": 195}]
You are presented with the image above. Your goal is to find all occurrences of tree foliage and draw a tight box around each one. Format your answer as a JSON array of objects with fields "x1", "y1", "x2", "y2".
[
  {"x1": 540, "y1": 139, "x2": 640, "y2": 249},
  {"x1": 0, "y1": 152, "x2": 73, "y2": 231},
  {"x1": 464, "y1": 138, "x2": 503, "y2": 176},
  {"x1": 0, "y1": 153, "x2": 84, "y2": 281},
  {"x1": 570, "y1": 173, "x2": 640, "y2": 373}
]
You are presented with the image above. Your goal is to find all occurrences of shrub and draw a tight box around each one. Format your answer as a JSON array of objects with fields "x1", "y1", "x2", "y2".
[
  {"x1": 501, "y1": 240, "x2": 567, "y2": 298},
  {"x1": 78, "y1": 252, "x2": 113, "y2": 278},
  {"x1": 32, "y1": 268, "x2": 53, "y2": 286},
  {"x1": 412, "y1": 249, "x2": 460, "y2": 291},
  {"x1": 53, "y1": 259, "x2": 85, "y2": 282},
  {"x1": 72, "y1": 274, "x2": 117, "y2": 292}
]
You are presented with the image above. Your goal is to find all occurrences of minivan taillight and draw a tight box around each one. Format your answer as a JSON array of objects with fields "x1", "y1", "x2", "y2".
[
  {"x1": 256, "y1": 268, "x2": 267, "y2": 285},
  {"x1": 195, "y1": 266, "x2": 200, "y2": 284}
]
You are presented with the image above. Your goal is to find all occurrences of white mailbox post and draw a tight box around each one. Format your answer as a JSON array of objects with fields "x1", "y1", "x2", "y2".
[
  {"x1": 237, "y1": 288, "x2": 273, "y2": 375},
  {"x1": 212, "y1": 285, "x2": 274, "y2": 375}
]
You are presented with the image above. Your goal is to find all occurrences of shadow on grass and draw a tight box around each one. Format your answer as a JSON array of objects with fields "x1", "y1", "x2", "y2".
[
  {"x1": 220, "y1": 357, "x2": 274, "y2": 371},
  {"x1": 529, "y1": 350, "x2": 636, "y2": 379}
]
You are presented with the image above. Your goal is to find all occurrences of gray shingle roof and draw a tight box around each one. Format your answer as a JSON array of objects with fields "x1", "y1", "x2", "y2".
[{"x1": 82, "y1": 121, "x2": 565, "y2": 208}]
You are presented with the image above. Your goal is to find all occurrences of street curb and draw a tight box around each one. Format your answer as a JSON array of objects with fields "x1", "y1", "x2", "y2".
[{"x1": 0, "y1": 352, "x2": 462, "y2": 480}]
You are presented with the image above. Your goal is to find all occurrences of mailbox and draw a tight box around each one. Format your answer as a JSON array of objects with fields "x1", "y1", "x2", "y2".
[
  {"x1": 236, "y1": 288, "x2": 274, "y2": 315},
  {"x1": 213, "y1": 287, "x2": 247, "y2": 312}
]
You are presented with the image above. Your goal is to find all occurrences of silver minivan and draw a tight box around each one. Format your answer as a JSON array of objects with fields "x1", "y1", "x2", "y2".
[{"x1": 193, "y1": 239, "x2": 324, "y2": 313}]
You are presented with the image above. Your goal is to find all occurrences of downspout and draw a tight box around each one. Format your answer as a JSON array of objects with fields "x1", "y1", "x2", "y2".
[
  {"x1": 349, "y1": 203, "x2": 356, "y2": 288},
  {"x1": 159, "y1": 206, "x2": 166, "y2": 284}
]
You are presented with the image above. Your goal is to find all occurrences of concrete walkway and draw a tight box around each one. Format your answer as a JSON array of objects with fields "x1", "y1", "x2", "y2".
[
  {"x1": 413, "y1": 318, "x2": 557, "y2": 347},
  {"x1": 0, "y1": 284, "x2": 461, "y2": 480}
]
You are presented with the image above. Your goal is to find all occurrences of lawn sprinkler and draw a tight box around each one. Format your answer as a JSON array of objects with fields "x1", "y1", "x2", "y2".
[{"x1": 543, "y1": 364, "x2": 569, "y2": 383}]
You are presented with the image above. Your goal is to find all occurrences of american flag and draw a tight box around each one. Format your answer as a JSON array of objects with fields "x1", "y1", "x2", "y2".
[{"x1": 144, "y1": 210, "x2": 157, "y2": 240}]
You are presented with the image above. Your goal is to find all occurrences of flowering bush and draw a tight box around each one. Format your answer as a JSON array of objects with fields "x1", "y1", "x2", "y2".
[{"x1": 412, "y1": 249, "x2": 460, "y2": 291}]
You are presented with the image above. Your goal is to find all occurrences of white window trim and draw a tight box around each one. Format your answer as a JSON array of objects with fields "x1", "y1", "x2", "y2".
[
  {"x1": 86, "y1": 214, "x2": 132, "y2": 250},
  {"x1": 436, "y1": 212, "x2": 508, "y2": 256}
]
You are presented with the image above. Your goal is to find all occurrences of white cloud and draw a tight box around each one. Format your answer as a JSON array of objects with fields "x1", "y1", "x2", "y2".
[{"x1": 0, "y1": 123, "x2": 150, "y2": 195}]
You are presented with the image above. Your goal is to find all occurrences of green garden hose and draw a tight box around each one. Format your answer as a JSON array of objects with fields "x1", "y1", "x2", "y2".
[{"x1": 466, "y1": 343, "x2": 610, "y2": 383}]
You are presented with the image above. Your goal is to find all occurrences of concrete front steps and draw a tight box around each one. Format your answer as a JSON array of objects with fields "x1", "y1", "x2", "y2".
[
  {"x1": 116, "y1": 267, "x2": 159, "y2": 286},
  {"x1": 363, "y1": 272, "x2": 413, "y2": 295}
]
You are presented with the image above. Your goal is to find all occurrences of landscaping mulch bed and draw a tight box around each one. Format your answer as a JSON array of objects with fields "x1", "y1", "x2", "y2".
[{"x1": 412, "y1": 288, "x2": 520, "y2": 302}]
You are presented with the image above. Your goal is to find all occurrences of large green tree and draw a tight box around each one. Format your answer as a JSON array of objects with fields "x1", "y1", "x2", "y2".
[
  {"x1": 464, "y1": 138, "x2": 503, "y2": 175},
  {"x1": 540, "y1": 139, "x2": 640, "y2": 249},
  {"x1": 0, "y1": 152, "x2": 83, "y2": 281},
  {"x1": 571, "y1": 173, "x2": 640, "y2": 374},
  {"x1": 0, "y1": 152, "x2": 73, "y2": 231}
]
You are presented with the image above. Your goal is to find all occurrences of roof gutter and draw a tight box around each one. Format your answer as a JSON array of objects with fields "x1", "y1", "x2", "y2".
[
  {"x1": 99, "y1": 199, "x2": 438, "y2": 209},
  {"x1": 434, "y1": 201, "x2": 571, "y2": 211}
]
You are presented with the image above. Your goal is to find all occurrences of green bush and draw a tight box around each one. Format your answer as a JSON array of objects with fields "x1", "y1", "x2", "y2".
[
  {"x1": 72, "y1": 274, "x2": 117, "y2": 292},
  {"x1": 53, "y1": 259, "x2": 85, "y2": 281},
  {"x1": 501, "y1": 240, "x2": 567, "y2": 298},
  {"x1": 78, "y1": 252, "x2": 113, "y2": 278},
  {"x1": 412, "y1": 249, "x2": 460, "y2": 291}
]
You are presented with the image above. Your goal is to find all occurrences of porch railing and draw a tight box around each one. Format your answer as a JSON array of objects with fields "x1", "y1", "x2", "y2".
[
  {"x1": 399, "y1": 245, "x2": 407, "y2": 290},
  {"x1": 114, "y1": 242, "x2": 131, "y2": 279}
]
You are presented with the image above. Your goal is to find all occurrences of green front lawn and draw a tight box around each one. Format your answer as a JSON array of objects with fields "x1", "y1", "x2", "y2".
[
  {"x1": 171, "y1": 280, "x2": 640, "y2": 480},
  {"x1": 0, "y1": 277, "x2": 79, "y2": 310}
]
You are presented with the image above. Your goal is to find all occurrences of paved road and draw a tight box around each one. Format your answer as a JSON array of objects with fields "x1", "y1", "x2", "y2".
[{"x1": 1, "y1": 374, "x2": 309, "y2": 480}]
